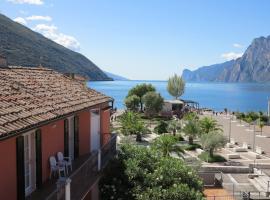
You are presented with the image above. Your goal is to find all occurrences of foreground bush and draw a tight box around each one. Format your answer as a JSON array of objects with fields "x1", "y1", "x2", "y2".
[
  {"x1": 198, "y1": 152, "x2": 226, "y2": 163},
  {"x1": 100, "y1": 145, "x2": 204, "y2": 200},
  {"x1": 185, "y1": 143, "x2": 202, "y2": 151}
]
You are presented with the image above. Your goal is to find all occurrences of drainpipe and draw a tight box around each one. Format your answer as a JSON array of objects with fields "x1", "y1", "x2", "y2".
[{"x1": 98, "y1": 149, "x2": 101, "y2": 171}]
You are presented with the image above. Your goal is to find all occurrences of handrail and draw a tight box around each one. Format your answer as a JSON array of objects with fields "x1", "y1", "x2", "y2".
[{"x1": 46, "y1": 133, "x2": 117, "y2": 200}]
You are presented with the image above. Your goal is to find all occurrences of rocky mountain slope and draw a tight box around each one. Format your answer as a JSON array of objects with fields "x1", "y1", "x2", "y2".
[
  {"x1": 0, "y1": 13, "x2": 112, "y2": 81},
  {"x1": 182, "y1": 36, "x2": 270, "y2": 82}
]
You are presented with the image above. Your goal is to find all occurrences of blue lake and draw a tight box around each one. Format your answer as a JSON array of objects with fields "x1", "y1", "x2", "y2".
[{"x1": 88, "y1": 81, "x2": 270, "y2": 112}]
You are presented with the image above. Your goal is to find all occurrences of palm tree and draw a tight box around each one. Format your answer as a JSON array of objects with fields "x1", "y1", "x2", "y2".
[
  {"x1": 168, "y1": 120, "x2": 181, "y2": 136},
  {"x1": 199, "y1": 117, "x2": 222, "y2": 134},
  {"x1": 258, "y1": 119, "x2": 265, "y2": 135},
  {"x1": 245, "y1": 117, "x2": 253, "y2": 128},
  {"x1": 152, "y1": 135, "x2": 184, "y2": 157},
  {"x1": 182, "y1": 120, "x2": 201, "y2": 145},
  {"x1": 167, "y1": 74, "x2": 185, "y2": 99},
  {"x1": 119, "y1": 111, "x2": 148, "y2": 142}
]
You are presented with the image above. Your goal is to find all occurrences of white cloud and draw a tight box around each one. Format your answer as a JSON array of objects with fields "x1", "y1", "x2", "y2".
[
  {"x1": 19, "y1": 10, "x2": 28, "y2": 15},
  {"x1": 7, "y1": 0, "x2": 44, "y2": 5},
  {"x1": 33, "y1": 24, "x2": 80, "y2": 51},
  {"x1": 233, "y1": 43, "x2": 243, "y2": 48},
  {"x1": 14, "y1": 17, "x2": 27, "y2": 25},
  {"x1": 221, "y1": 52, "x2": 243, "y2": 61},
  {"x1": 26, "y1": 15, "x2": 52, "y2": 21}
]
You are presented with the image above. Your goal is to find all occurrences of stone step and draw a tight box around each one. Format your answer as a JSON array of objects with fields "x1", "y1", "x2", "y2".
[
  {"x1": 254, "y1": 177, "x2": 268, "y2": 190},
  {"x1": 249, "y1": 178, "x2": 267, "y2": 195}
]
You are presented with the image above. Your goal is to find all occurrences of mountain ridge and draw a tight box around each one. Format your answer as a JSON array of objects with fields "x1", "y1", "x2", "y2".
[
  {"x1": 0, "y1": 13, "x2": 112, "y2": 81},
  {"x1": 182, "y1": 35, "x2": 270, "y2": 82}
]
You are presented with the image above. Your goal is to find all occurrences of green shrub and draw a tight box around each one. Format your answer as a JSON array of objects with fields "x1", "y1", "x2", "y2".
[
  {"x1": 100, "y1": 144, "x2": 204, "y2": 200},
  {"x1": 154, "y1": 120, "x2": 168, "y2": 134},
  {"x1": 175, "y1": 134, "x2": 184, "y2": 141},
  {"x1": 185, "y1": 143, "x2": 202, "y2": 151},
  {"x1": 198, "y1": 152, "x2": 226, "y2": 163}
]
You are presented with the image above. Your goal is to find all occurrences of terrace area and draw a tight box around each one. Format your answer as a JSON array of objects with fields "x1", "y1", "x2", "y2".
[{"x1": 27, "y1": 134, "x2": 117, "y2": 200}]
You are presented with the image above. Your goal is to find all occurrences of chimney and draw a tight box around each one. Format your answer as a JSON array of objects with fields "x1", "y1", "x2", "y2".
[{"x1": 0, "y1": 55, "x2": 8, "y2": 68}]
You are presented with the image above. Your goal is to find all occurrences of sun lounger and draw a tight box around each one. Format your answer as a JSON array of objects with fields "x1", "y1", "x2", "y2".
[
  {"x1": 256, "y1": 146, "x2": 264, "y2": 154},
  {"x1": 248, "y1": 151, "x2": 261, "y2": 159},
  {"x1": 226, "y1": 143, "x2": 234, "y2": 148},
  {"x1": 227, "y1": 154, "x2": 241, "y2": 159},
  {"x1": 234, "y1": 147, "x2": 248, "y2": 152}
]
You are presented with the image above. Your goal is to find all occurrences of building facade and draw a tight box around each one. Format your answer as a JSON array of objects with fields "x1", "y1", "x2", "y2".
[{"x1": 0, "y1": 66, "x2": 114, "y2": 200}]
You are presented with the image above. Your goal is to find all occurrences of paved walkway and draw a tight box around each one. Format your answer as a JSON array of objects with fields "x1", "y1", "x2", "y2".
[{"x1": 204, "y1": 112, "x2": 270, "y2": 156}]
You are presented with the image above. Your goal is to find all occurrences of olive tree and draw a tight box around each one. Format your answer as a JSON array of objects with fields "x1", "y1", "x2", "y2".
[
  {"x1": 142, "y1": 91, "x2": 164, "y2": 117},
  {"x1": 167, "y1": 74, "x2": 185, "y2": 99},
  {"x1": 127, "y1": 84, "x2": 156, "y2": 111},
  {"x1": 125, "y1": 94, "x2": 140, "y2": 111},
  {"x1": 200, "y1": 132, "x2": 227, "y2": 157}
]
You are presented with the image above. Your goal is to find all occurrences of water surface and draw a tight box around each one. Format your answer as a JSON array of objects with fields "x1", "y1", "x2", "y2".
[{"x1": 88, "y1": 81, "x2": 270, "y2": 112}]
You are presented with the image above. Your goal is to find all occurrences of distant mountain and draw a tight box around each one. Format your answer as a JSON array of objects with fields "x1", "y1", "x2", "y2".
[
  {"x1": 182, "y1": 60, "x2": 235, "y2": 82},
  {"x1": 104, "y1": 71, "x2": 129, "y2": 80},
  {"x1": 182, "y1": 35, "x2": 270, "y2": 82},
  {"x1": 0, "y1": 13, "x2": 112, "y2": 81}
]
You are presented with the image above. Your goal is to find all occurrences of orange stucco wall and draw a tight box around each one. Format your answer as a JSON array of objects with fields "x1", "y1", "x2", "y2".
[
  {"x1": 41, "y1": 120, "x2": 64, "y2": 181},
  {"x1": 78, "y1": 110, "x2": 91, "y2": 156},
  {"x1": 101, "y1": 109, "x2": 111, "y2": 145},
  {"x1": 0, "y1": 137, "x2": 17, "y2": 200},
  {"x1": 0, "y1": 102, "x2": 111, "y2": 199}
]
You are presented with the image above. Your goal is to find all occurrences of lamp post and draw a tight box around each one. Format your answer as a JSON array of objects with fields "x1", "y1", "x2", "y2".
[
  {"x1": 268, "y1": 99, "x2": 270, "y2": 125},
  {"x1": 229, "y1": 115, "x2": 232, "y2": 143},
  {"x1": 253, "y1": 121, "x2": 256, "y2": 152}
]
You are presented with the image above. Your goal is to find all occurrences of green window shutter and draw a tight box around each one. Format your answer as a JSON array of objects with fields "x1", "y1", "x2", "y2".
[
  {"x1": 16, "y1": 136, "x2": 25, "y2": 200},
  {"x1": 74, "y1": 116, "x2": 79, "y2": 159},
  {"x1": 64, "y1": 119, "x2": 69, "y2": 157},
  {"x1": 35, "y1": 129, "x2": 42, "y2": 189}
]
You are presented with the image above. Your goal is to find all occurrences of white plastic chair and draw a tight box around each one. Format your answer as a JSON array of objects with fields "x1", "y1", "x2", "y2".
[
  {"x1": 49, "y1": 156, "x2": 66, "y2": 179},
  {"x1": 57, "y1": 152, "x2": 73, "y2": 174}
]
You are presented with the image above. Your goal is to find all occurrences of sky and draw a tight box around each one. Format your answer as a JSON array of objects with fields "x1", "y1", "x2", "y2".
[{"x1": 1, "y1": 0, "x2": 270, "y2": 80}]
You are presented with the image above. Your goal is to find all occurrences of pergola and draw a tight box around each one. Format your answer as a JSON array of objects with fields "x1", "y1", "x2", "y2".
[{"x1": 182, "y1": 99, "x2": 200, "y2": 109}]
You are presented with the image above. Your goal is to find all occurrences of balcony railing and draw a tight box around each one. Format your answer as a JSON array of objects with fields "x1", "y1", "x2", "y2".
[{"x1": 44, "y1": 133, "x2": 117, "y2": 200}]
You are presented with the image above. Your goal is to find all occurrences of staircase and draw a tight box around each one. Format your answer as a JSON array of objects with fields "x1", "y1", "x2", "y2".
[{"x1": 249, "y1": 168, "x2": 270, "y2": 197}]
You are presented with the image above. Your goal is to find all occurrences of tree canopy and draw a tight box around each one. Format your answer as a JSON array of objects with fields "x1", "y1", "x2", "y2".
[
  {"x1": 199, "y1": 117, "x2": 222, "y2": 134},
  {"x1": 167, "y1": 74, "x2": 185, "y2": 99},
  {"x1": 100, "y1": 144, "x2": 204, "y2": 200},
  {"x1": 154, "y1": 120, "x2": 168, "y2": 134},
  {"x1": 182, "y1": 120, "x2": 201, "y2": 145},
  {"x1": 152, "y1": 135, "x2": 184, "y2": 157},
  {"x1": 127, "y1": 84, "x2": 156, "y2": 111},
  {"x1": 125, "y1": 94, "x2": 140, "y2": 111},
  {"x1": 142, "y1": 91, "x2": 164, "y2": 116},
  {"x1": 119, "y1": 111, "x2": 149, "y2": 141},
  {"x1": 200, "y1": 131, "x2": 227, "y2": 157}
]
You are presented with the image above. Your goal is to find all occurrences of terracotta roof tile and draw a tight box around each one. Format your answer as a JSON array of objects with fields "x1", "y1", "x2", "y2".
[{"x1": 0, "y1": 66, "x2": 112, "y2": 137}]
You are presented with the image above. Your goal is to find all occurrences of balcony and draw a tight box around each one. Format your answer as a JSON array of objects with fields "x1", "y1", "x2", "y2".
[{"x1": 28, "y1": 133, "x2": 117, "y2": 200}]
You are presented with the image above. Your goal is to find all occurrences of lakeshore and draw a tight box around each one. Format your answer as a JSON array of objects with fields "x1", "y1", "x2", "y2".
[{"x1": 89, "y1": 80, "x2": 270, "y2": 112}]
